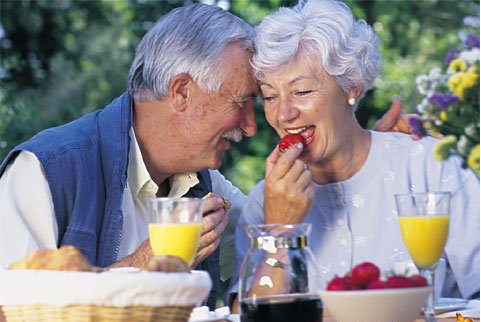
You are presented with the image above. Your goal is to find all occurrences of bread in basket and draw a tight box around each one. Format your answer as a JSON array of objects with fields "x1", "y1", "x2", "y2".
[{"x1": 0, "y1": 247, "x2": 211, "y2": 322}]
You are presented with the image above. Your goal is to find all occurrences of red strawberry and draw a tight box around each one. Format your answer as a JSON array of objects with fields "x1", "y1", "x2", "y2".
[
  {"x1": 367, "y1": 279, "x2": 387, "y2": 290},
  {"x1": 278, "y1": 134, "x2": 304, "y2": 153},
  {"x1": 351, "y1": 262, "x2": 381, "y2": 288},
  {"x1": 386, "y1": 275, "x2": 412, "y2": 289},
  {"x1": 344, "y1": 275, "x2": 361, "y2": 290},
  {"x1": 409, "y1": 274, "x2": 427, "y2": 287},
  {"x1": 327, "y1": 276, "x2": 352, "y2": 291}
]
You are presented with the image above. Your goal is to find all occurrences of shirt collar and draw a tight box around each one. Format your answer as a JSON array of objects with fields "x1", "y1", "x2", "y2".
[{"x1": 128, "y1": 128, "x2": 199, "y2": 199}]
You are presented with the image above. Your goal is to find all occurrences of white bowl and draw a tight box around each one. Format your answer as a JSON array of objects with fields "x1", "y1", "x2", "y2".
[{"x1": 318, "y1": 286, "x2": 431, "y2": 322}]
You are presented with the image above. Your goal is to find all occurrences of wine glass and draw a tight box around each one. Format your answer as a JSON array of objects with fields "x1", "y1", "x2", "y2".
[
  {"x1": 147, "y1": 197, "x2": 203, "y2": 265},
  {"x1": 395, "y1": 192, "x2": 450, "y2": 321}
]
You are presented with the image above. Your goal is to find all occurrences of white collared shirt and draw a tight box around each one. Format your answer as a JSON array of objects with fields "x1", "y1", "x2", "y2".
[
  {"x1": 0, "y1": 128, "x2": 246, "y2": 281},
  {"x1": 118, "y1": 129, "x2": 200, "y2": 257}
]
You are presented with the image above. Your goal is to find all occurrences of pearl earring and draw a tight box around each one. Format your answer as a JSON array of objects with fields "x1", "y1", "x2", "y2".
[{"x1": 348, "y1": 97, "x2": 356, "y2": 106}]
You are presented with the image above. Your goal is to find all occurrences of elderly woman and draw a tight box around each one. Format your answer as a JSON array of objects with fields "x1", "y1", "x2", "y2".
[{"x1": 229, "y1": 0, "x2": 479, "y2": 306}]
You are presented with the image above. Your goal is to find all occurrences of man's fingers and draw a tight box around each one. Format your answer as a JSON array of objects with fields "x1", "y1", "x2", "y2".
[
  {"x1": 372, "y1": 97, "x2": 402, "y2": 131},
  {"x1": 200, "y1": 209, "x2": 225, "y2": 233},
  {"x1": 192, "y1": 238, "x2": 221, "y2": 267},
  {"x1": 198, "y1": 214, "x2": 228, "y2": 248},
  {"x1": 202, "y1": 195, "x2": 225, "y2": 214}
]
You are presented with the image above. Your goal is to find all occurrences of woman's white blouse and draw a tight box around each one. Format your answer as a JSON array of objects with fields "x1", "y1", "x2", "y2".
[{"x1": 231, "y1": 131, "x2": 480, "y2": 299}]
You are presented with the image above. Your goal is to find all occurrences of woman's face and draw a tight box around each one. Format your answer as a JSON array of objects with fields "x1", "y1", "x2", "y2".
[{"x1": 260, "y1": 56, "x2": 354, "y2": 164}]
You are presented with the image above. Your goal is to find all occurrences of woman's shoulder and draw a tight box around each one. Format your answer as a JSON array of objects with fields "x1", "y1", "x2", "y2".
[{"x1": 371, "y1": 131, "x2": 439, "y2": 154}]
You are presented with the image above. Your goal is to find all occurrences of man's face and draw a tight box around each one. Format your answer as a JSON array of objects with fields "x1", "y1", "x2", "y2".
[{"x1": 183, "y1": 44, "x2": 259, "y2": 170}]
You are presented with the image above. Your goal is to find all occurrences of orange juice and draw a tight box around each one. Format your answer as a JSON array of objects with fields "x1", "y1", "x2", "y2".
[
  {"x1": 399, "y1": 216, "x2": 449, "y2": 268},
  {"x1": 149, "y1": 223, "x2": 201, "y2": 264}
]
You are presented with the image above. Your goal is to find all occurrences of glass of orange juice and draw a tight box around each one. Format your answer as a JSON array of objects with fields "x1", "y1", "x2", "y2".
[
  {"x1": 147, "y1": 197, "x2": 203, "y2": 265},
  {"x1": 395, "y1": 192, "x2": 450, "y2": 321}
]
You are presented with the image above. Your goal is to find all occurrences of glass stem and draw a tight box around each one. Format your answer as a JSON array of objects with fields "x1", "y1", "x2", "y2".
[{"x1": 420, "y1": 266, "x2": 437, "y2": 321}]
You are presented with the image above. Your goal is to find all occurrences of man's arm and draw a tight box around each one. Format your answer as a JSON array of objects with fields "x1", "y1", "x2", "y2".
[
  {"x1": 372, "y1": 97, "x2": 420, "y2": 138},
  {"x1": 0, "y1": 151, "x2": 58, "y2": 266}
]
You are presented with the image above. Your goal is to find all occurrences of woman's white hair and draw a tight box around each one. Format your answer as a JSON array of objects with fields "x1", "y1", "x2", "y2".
[
  {"x1": 127, "y1": 3, "x2": 255, "y2": 102},
  {"x1": 253, "y1": 0, "x2": 382, "y2": 109}
]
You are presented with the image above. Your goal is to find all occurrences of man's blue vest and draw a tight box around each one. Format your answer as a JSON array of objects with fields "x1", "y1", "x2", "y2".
[{"x1": 0, "y1": 92, "x2": 219, "y2": 309}]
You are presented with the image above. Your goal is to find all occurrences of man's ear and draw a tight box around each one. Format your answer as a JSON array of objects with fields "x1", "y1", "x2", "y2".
[{"x1": 168, "y1": 73, "x2": 192, "y2": 112}]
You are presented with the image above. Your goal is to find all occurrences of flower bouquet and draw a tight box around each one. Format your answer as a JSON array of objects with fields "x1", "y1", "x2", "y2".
[{"x1": 412, "y1": 19, "x2": 480, "y2": 177}]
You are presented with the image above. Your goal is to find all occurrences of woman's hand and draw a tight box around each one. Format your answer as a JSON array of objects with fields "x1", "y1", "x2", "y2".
[{"x1": 264, "y1": 143, "x2": 314, "y2": 224}]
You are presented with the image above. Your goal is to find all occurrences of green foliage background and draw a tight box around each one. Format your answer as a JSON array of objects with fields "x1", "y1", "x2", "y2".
[{"x1": 0, "y1": 0, "x2": 478, "y2": 193}]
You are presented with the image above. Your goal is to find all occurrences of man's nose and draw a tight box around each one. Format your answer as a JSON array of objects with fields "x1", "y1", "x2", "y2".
[{"x1": 239, "y1": 103, "x2": 257, "y2": 137}]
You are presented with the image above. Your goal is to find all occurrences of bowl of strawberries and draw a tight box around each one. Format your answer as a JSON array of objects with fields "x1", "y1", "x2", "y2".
[{"x1": 317, "y1": 262, "x2": 431, "y2": 322}]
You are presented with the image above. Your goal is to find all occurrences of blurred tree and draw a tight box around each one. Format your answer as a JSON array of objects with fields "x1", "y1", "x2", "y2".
[{"x1": 0, "y1": 0, "x2": 478, "y2": 194}]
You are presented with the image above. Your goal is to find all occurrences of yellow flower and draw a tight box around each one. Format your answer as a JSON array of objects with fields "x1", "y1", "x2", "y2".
[
  {"x1": 433, "y1": 135, "x2": 457, "y2": 162},
  {"x1": 448, "y1": 68, "x2": 479, "y2": 100},
  {"x1": 448, "y1": 73, "x2": 464, "y2": 99},
  {"x1": 440, "y1": 111, "x2": 448, "y2": 121},
  {"x1": 467, "y1": 145, "x2": 480, "y2": 176},
  {"x1": 448, "y1": 59, "x2": 467, "y2": 73}
]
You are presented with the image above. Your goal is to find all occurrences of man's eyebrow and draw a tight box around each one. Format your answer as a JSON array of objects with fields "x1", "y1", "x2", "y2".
[{"x1": 238, "y1": 92, "x2": 258, "y2": 100}]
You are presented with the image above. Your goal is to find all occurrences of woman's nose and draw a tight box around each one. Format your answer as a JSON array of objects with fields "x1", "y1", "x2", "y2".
[{"x1": 278, "y1": 97, "x2": 299, "y2": 123}]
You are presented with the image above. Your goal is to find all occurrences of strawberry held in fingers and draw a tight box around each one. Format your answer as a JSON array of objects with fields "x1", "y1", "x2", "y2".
[{"x1": 278, "y1": 133, "x2": 305, "y2": 154}]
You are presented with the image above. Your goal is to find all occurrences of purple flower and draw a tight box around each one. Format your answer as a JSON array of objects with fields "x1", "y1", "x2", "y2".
[
  {"x1": 408, "y1": 117, "x2": 424, "y2": 138},
  {"x1": 465, "y1": 34, "x2": 480, "y2": 49},
  {"x1": 444, "y1": 48, "x2": 458, "y2": 66},
  {"x1": 428, "y1": 92, "x2": 459, "y2": 110}
]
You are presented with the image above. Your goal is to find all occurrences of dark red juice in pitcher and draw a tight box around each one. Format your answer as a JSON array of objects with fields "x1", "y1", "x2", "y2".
[{"x1": 240, "y1": 294, "x2": 322, "y2": 322}]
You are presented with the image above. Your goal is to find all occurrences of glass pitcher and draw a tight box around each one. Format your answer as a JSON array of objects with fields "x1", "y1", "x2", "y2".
[{"x1": 239, "y1": 224, "x2": 322, "y2": 322}]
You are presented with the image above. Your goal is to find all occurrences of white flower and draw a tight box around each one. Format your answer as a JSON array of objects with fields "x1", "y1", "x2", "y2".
[
  {"x1": 457, "y1": 135, "x2": 470, "y2": 155},
  {"x1": 416, "y1": 74, "x2": 430, "y2": 95},
  {"x1": 417, "y1": 98, "x2": 431, "y2": 114},
  {"x1": 465, "y1": 124, "x2": 478, "y2": 137},
  {"x1": 428, "y1": 67, "x2": 442, "y2": 81},
  {"x1": 459, "y1": 48, "x2": 480, "y2": 65},
  {"x1": 463, "y1": 16, "x2": 480, "y2": 28}
]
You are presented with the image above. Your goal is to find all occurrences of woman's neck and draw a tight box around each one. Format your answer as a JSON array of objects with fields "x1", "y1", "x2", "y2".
[{"x1": 309, "y1": 127, "x2": 371, "y2": 185}]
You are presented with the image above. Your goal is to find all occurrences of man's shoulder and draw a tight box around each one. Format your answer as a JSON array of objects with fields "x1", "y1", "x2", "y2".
[
  {"x1": 19, "y1": 111, "x2": 103, "y2": 162},
  {"x1": 17, "y1": 93, "x2": 131, "y2": 163}
]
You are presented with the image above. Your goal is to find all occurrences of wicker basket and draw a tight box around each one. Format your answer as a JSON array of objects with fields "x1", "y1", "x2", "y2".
[
  {"x1": 1, "y1": 304, "x2": 194, "y2": 322},
  {"x1": 0, "y1": 269, "x2": 211, "y2": 322}
]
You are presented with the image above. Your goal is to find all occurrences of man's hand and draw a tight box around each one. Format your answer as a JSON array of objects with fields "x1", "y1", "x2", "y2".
[
  {"x1": 191, "y1": 196, "x2": 229, "y2": 267},
  {"x1": 108, "y1": 238, "x2": 153, "y2": 268},
  {"x1": 372, "y1": 97, "x2": 421, "y2": 140}
]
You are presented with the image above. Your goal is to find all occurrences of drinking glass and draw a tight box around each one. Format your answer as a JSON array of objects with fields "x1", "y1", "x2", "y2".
[
  {"x1": 147, "y1": 197, "x2": 203, "y2": 265},
  {"x1": 395, "y1": 192, "x2": 450, "y2": 321}
]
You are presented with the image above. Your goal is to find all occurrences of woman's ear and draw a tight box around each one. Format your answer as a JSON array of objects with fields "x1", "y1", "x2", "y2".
[
  {"x1": 349, "y1": 86, "x2": 362, "y2": 100},
  {"x1": 168, "y1": 73, "x2": 192, "y2": 112}
]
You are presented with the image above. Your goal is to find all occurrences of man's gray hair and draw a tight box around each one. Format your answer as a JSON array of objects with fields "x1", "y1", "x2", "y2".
[
  {"x1": 253, "y1": 0, "x2": 382, "y2": 107},
  {"x1": 128, "y1": 3, "x2": 255, "y2": 102}
]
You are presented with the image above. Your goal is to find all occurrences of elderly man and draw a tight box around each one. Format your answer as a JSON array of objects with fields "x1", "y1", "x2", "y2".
[
  {"x1": 0, "y1": 2, "x2": 407, "y2": 309},
  {"x1": 0, "y1": 3, "x2": 257, "y2": 309}
]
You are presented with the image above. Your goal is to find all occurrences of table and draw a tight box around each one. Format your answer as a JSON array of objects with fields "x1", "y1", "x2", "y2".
[{"x1": 215, "y1": 311, "x2": 480, "y2": 322}]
